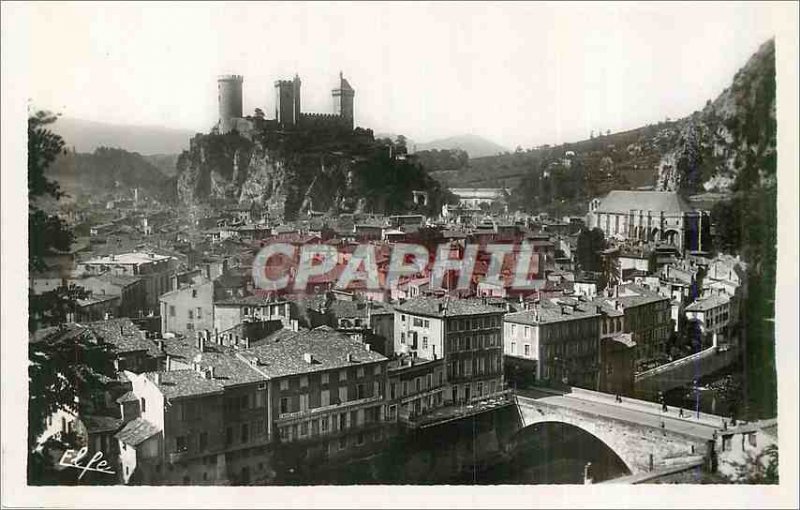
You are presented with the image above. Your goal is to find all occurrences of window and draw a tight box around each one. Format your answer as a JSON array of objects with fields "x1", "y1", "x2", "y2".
[
  {"x1": 423, "y1": 320, "x2": 430, "y2": 328},
  {"x1": 339, "y1": 413, "x2": 347, "y2": 430},
  {"x1": 401, "y1": 314, "x2": 406, "y2": 322},
  {"x1": 748, "y1": 433, "x2": 757, "y2": 447},
  {"x1": 524, "y1": 344, "x2": 531, "y2": 357},
  {"x1": 339, "y1": 370, "x2": 348, "y2": 382},
  {"x1": 415, "y1": 377, "x2": 421, "y2": 392},
  {"x1": 413, "y1": 318, "x2": 423, "y2": 327},
  {"x1": 196, "y1": 307, "x2": 202, "y2": 319},
  {"x1": 280, "y1": 397, "x2": 289, "y2": 414},
  {"x1": 422, "y1": 337, "x2": 428, "y2": 349},
  {"x1": 176, "y1": 435, "x2": 188, "y2": 452},
  {"x1": 226, "y1": 427, "x2": 233, "y2": 445},
  {"x1": 199, "y1": 432, "x2": 208, "y2": 450},
  {"x1": 390, "y1": 383, "x2": 396, "y2": 399},
  {"x1": 373, "y1": 381, "x2": 380, "y2": 397},
  {"x1": 280, "y1": 379, "x2": 289, "y2": 391},
  {"x1": 321, "y1": 373, "x2": 329, "y2": 385},
  {"x1": 511, "y1": 324, "x2": 517, "y2": 335},
  {"x1": 141, "y1": 398, "x2": 146, "y2": 413},
  {"x1": 169, "y1": 305, "x2": 175, "y2": 317},
  {"x1": 192, "y1": 289, "x2": 198, "y2": 298},
  {"x1": 321, "y1": 417, "x2": 329, "y2": 432},
  {"x1": 400, "y1": 332, "x2": 406, "y2": 344},
  {"x1": 300, "y1": 422, "x2": 308, "y2": 436},
  {"x1": 357, "y1": 367, "x2": 364, "y2": 378},
  {"x1": 188, "y1": 310, "x2": 194, "y2": 320},
  {"x1": 241, "y1": 423, "x2": 249, "y2": 443},
  {"x1": 511, "y1": 342, "x2": 516, "y2": 355},
  {"x1": 299, "y1": 394, "x2": 309, "y2": 411},
  {"x1": 402, "y1": 381, "x2": 408, "y2": 396},
  {"x1": 300, "y1": 376, "x2": 308, "y2": 388},
  {"x1": 356, "y1": 384, "x2": 365, "y2": 399},
  {"x1": 525, "y1": 326, "x2": 530, "y2": 338},
  {"x1": 338, "y1": 386, "x2": 348, "y2": 403},
  {"x1": 374, "y1": 365, "x2": 381, "y2": 376},
  {"x1": 321, "y1": 389, "x2": 330, "y2": 407}
]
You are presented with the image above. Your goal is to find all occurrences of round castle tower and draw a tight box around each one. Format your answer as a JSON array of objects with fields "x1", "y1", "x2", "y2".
[{"x1": 218, "y1": 74, "x2": 243, "y2": 134}]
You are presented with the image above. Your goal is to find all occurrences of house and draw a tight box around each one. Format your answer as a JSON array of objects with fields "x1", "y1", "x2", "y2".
[
  {"x1": 394, "y1": 297, "x2": 505, "y2": 405},
  {"x1": 503, "y1": 296, "x2": 601, "y2": 389},
  {"x1": 159, "y1": 280, "x2": 216, "y2": 337},
  {"x1": 79, "y1": 252, "x2": 178, "y2": 313},
  {"x1": 385, "y1": 355, "x2": 446, "y2": 425},
  {"x1": 592, "y1": 283, "x2": 672, "y2": 371},
  {"x1": 685, "y1": 294, "x2": 732, "y2": 349}
]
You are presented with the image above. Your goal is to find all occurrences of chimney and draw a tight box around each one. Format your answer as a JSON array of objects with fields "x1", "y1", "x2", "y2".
[
  {"x1": 346, "y1": 353, "x2": 353, "y2": 363},
  {"x1": 303, "y1": 352, "x2": 314, "y2": 364},
  {"x1": 250, "y1": 356, "x2": 259, "y2": 367},
  {"x1": 166, "y1": 354, "x2": 172, "y2": 371}
]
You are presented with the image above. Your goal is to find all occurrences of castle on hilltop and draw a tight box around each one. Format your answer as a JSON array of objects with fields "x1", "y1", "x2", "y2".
[{"x1": 216, "y1": 72, "x2": 355, "y2": 134}]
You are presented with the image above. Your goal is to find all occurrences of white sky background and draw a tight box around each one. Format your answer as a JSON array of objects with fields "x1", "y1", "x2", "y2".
[{"x1": 13, "y1": 1, "x2": 787, "y2": 149}]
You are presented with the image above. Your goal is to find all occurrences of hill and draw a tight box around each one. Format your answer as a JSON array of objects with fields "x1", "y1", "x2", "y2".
[
  {"x1": 421, "y1": 39, "x2": 776, "y2": 218},
  {"x1": 51, "y1": 117, "x2": 195, "y2": 155},
  {"x1": 47, "y1": 147, "x2": 175, "y2": 201},
  {"x1": 414, "y1": 134, "x2": 508, "y2": 159}
]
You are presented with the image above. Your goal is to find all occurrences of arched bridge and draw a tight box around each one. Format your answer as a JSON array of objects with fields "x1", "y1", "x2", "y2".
[{"x1": 513, "y1": 387, "x2": 724, "y2": 475}]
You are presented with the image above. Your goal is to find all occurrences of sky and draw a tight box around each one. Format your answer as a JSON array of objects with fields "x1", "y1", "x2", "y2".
[{"x1": 7, "y1": 1, "x2": 789, "y2": 149}]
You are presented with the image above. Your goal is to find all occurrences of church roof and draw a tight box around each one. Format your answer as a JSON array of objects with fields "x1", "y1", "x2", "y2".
[{"x1": 596, "y1": 191, "x2": 692, "y2": 214}]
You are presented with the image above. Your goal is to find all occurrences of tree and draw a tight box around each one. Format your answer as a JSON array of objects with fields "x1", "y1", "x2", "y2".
[
  {"x1": 575, "y1": 228, "x2": 606, "y2": 272},
  {"x1": 28, "y1": 111, "x2": 73, "y2": 273},
  {"x1": 27, "y1": 111, "x2": 118, "y2": 484}
]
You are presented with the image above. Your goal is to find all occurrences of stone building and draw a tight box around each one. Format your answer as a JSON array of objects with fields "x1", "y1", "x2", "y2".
[
  {"x1": 503, "y1": 296, "x2": 602, "y2": 390},
  {"x1": 587, "y1": 190, "x2": 710, "y2": 253},
  {"x1": 393, "y1": 297, "x2": 505, "y2": 405}
]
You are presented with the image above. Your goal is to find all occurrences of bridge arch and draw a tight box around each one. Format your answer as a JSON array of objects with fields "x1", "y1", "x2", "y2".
[{"x1": 513, "y1": 416, "x2": 636, "y2": 476}]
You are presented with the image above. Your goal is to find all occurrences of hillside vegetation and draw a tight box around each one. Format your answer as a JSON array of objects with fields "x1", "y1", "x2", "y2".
[{"x1": 423, "y1": 39, "x2": 776, "y2": 217}]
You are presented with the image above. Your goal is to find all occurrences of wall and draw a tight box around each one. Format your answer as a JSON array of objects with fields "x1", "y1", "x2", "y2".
[{"x1": 160, "y1": 281, "x2": 215, "y2": 336}]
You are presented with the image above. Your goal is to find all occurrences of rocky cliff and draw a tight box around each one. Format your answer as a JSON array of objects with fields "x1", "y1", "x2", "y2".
[
  {"x1": 655, "y1": 39, "x2": 776, "y2": 192},
  {"x1": 175, "y1": 127, "x2": 453, "y2": 220}
]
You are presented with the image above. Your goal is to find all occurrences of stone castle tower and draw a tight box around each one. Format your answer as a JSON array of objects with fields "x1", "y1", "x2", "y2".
[
  {"x1": 332, "y1": 71, "x2": 355, "y2": 129},
  {"x1": 275, "y1": 74, "x2": 302, "y2": 127},
  {"x1": 217, "y1": 75, "x2": 244, "y2": 134}
]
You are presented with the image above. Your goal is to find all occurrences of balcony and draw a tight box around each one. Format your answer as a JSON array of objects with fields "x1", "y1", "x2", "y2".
[{"x1": 276, "y1": 395, "x2": 383, "y2": 425}]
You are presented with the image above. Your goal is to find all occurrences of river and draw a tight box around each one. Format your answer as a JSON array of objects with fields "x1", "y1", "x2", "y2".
[{"x1": 273, "y1": 405, "x2": 630, "y2": 485}]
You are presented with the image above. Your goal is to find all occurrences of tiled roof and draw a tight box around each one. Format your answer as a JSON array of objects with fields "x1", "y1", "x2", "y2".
[
  {"x1": 215, "y1": 294, "x2": 291, "y2": 307},
  {"x1": 241, "y1": 327, "x2": 387, "y2": 379},
  {"x1": 86, "y1": 318, "x2": 163, "y2": 357},
  {"x1": 144, "y1": 369, "x2": 226, "y2": 400},
  {"x1": 115, "y1": 391, "x2": 138, "y2": 403},
  {"x1": 115, "y1": 417, "x2": 161, "y2": 446},
  {"x1": 160, "y1": 337, "x2": 264, "y2": 388},
  {"x1": 395, "y1": 296, "x2": 502, "y2": 318},
  {"x1": 685, "y1": 294, "x2": 730, "y2": 312},
  {"x1": 82, "y1": 415, "x2": 124, "y2": 434},
  {"x1": 505, "y1": 298, "x2": 600, "y2": 325}
]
